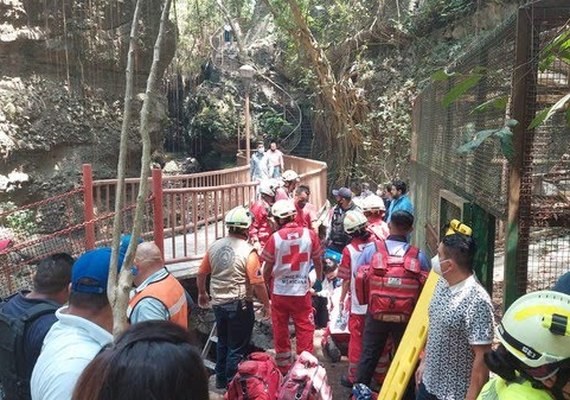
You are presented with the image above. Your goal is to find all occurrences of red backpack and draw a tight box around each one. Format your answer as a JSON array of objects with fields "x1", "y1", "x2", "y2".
[
  {"x1": 225, "y1": 352, "x2": 283, "y2": 400},
  {"x1": 354, "y1": 240, "x2": 426, "y2": 322},
  {"x1": 277, "y1": 351, "x2": 332, "y2": 400}
]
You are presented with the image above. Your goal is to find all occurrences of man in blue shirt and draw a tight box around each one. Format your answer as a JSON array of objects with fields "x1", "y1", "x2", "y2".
[
  {"x1": 386, "y1": 179, "x2": 414, "y2": 223},
  {"x1": 0, "y1": 253, "x2": 74, "y2": 400}
]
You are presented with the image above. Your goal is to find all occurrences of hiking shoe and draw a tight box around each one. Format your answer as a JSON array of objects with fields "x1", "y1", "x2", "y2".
[{"x1": 340, "y1": 375, "x2": 354, "y2": 388}]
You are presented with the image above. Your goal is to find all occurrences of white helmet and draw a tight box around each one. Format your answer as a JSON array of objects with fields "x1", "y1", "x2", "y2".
[
  {"x1": 271, "y1": 199, "x2": 297, "y2": 219},
  {"x1": 225, "y1": 206, "x2": 253, "y2": 229},
  {"x1": 258, "y1": 180, "x2": 276, "y2": 197},
  {"x1": 362, "y1": 195, "x2": 386, "y2": 212},
  {"x1": 282, "y1": 170, "x2": 300, "y2": 182},
  {"x1": 343, "y1": 210, "x2": 368, "y2": 234},
  {"x1": 497, "y1": 290, "x2": 570, "y2": 368}
]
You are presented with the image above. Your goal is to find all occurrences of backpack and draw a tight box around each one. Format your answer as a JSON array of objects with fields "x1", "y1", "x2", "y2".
[
  {"x1": 225, "y1": 352, "x2": 282, "y2": 400},
  {"x1": 354, "y1": 241, "x2": 426, "y2": 322},
  {"x1": 277, "y1": 351, "x2": 332, "y2": 400},
  {"x1": 0, "y1": 293, "x2": 59, "y2": 400}
]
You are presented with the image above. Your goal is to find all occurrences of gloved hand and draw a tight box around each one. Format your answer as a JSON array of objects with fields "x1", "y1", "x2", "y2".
[{"x1": 312, "y1": 279, "x2": 323, "y2": 293}]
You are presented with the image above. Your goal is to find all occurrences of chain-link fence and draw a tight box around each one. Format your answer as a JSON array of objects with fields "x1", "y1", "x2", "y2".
[{"x1": 411, "y1": 1, "x2": 570, "y2": 309}]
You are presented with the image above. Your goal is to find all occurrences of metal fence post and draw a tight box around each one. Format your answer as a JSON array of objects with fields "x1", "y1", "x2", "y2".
[
  {"x1": 152, "y1": 168, "x2": 165, "y2": 257},
  {"x1": 82, "y1": 164, "x2": 96, "y2": 250},
  {"x1": 504, "y1": 8, "x2": 537, "y2": 309}
]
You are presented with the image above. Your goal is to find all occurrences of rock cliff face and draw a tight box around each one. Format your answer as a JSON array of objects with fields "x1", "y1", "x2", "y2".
[{"x1": 0, "y1": 0, "x2": 175, "y2": 203}]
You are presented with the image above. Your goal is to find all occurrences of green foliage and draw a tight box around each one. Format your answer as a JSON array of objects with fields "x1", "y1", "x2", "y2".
[
  {"x1": 405, "y1": 0, "x2": 478, "y2": 36},
  {"x1": 528, "y1": 93, "x2": 570, "y2": 129},
  {"x1": 457, "y1": 119, "x2": 516, "y2": 162},
  {"x1": 442, "y1": 73, "x2": 483, "y2": 108},
  {"x1": 0, "y1": 202, "x2": 37, "y2": 237},
  {"x1": 259, "y1": 109, "x2": 293, "y2": 139}
]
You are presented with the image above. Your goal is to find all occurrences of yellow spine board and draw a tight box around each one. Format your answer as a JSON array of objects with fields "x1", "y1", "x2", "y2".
[{"x1": 377, "y1": 271, "x2": 439, "y2": 400}]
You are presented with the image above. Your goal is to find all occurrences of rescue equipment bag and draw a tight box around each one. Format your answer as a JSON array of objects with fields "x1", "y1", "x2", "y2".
[
  {"x1": 354, "y1": 241, "x2": 426, "y2": 322},
  {"x1": 225, "y1": 352, "x2": 282, "y2": 400},
  {"x1": 0, "y1": 293, "x2": 59, "y2": 400},
  {"x1": 277, "y1": 351, "x2": 332, "y2": 400}
]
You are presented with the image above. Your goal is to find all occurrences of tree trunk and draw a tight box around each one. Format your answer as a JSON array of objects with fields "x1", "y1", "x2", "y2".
[
  {"x1": 107, "y1": 0, "x2": 142, "y2": 328},
  {"x1": 263, "y1": 0, "x2": 365, "y2": 184},
  {"x1": 109, "y1": 0, "x2": 173, "y2": 337}
]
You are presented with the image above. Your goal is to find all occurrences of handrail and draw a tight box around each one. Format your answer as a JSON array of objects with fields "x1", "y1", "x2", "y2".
[{"x1": 163, "y1": 181, "x2": 256, "y2": 194}]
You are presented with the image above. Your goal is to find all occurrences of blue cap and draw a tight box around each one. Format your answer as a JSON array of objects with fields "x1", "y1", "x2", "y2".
[
  {"x1": 71, "y1": 247, "x2": 125, "y2": 294},
  {"x1": 332, "y1": 187, "x2": 352, "y2": 199}
]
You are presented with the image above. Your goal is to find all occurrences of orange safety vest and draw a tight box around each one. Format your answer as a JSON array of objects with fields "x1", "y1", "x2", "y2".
[{"x1": 128, "y1": 273, "x2": 188, "y2": 329}]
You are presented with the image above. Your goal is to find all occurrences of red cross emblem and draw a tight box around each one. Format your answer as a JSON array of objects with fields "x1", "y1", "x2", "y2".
[{"x1": 281, "y1": 244, "x2": 310, "y2": 271}]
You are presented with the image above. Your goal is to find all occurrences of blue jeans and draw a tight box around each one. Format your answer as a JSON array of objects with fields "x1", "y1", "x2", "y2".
[
  {"x1": 416, "y1": 381, "x2": 440, "y2": 400},
  {"x1": 213, "y1": 300, "x2": 255, "y2": 386},
  {"x1": 272, "y1": 166, "x2": 281, "y2": 178}
]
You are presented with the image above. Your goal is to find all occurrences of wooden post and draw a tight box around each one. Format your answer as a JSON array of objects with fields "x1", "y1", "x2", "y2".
[
  {"x1": 152, "y1": 168, "x2": 165, "y2": 257},
  {"x1": 82, "y1": 164, "x2": 96, "y2": 250},
  {"x1": 504, "y1": 9, "x2": 536, "y2": 309}
]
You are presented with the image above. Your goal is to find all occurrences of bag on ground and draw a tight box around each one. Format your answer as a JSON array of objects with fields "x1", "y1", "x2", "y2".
[
  {"x1": 225, "y1": 352, "x2": 282, "y2": 400},
  {"x1": 277, "y1": 351, "x2": 332, "y2": 400}
]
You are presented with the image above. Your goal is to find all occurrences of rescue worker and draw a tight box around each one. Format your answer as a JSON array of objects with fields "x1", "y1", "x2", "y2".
[
  {"x1": 249, "y1": 180, "x2": 277, "y2": 251},
  {"x1": 275, "y1": 169, "x2": 300, "y2": 200},
  {"x1": 355, "y1": 211, "x2": 430, "y2": 391},
  {"x1": 294, "y1": 185, "x2": 318, "y2": 233},
  {"x1": 362, "y1": 195, "x2": 389, "y2": 241},
  {"x1": 197, "y1": 206, "x2": 271, "y2": 389},
  {"x1": 337, "y1": 210, "x2": 376, "y2": 387},
  {"x1": 261, "y1": 199, "x2": 323, "y2": 373},
  {"x1": 326, "y1": 187, "x2": 360, "y2": 254},
  {"x1": 127, "y1": 242, "x2": 188, "y2": 329},
  {"x1": 478, "y1": 290, "x2": 570, "y2": 400}
]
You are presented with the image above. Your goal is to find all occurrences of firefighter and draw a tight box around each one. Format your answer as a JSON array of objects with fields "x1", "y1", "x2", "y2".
[
  {"x1": 261, "y1": 199, "x2": 323, "y2": 373},
  {"x1": 249, "y1": 180, "x2": 277, "y2": 251},
  {"x1": 197, "y1": 206, "x2": 271, "y2": 389},
  {"x1": 362, "y1": 195, "x2": 389, "y2": 241},
  {"x1": 337, "y1": 210, "x2": 376, "y2": 387}
]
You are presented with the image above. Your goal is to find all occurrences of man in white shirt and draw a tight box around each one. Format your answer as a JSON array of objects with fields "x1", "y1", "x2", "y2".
[
  {"x1": 266, "y1": 141, "x2": 284, "y2": 178},
  {"x1": 30, "y1": 247, "x2": 123, "y2": 400}
]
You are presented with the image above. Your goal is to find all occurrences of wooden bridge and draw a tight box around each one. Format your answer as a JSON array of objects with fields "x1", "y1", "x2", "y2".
[{"x1": 0, "y1": 154, "x2": 327, "y2": 296}]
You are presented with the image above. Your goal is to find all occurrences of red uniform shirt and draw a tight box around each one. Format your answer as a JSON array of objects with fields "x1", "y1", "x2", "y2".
[
  {"x1": 294, "y1": 202, "x2": 317, "y2": 229},
  {"x1": 249, "y1": 199, "x2": 274, "y2": 247},
  {"x1": 261, "y1": 222, "x2": 323, "y2": 296}
]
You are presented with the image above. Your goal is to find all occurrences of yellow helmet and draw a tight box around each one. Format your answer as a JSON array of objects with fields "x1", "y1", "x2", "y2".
[
  {"x1": 445, "y1": 219, "x2": 472, "y2": 237},
  {"x1": 225, "y1": 206, "x2": 253, "y2": 229},
  {"x1": 497, "y1": 290, "x2": 570, "y2": 368},
  {"x1": 343, "y1": 210, "x2": 368, "y2": 234},
  {"x1": 271, "y1": 199, "x2": 297, "y2": 219},
  {"x1": 362, "y1": 195, "x2": 386, "y2": 212}
]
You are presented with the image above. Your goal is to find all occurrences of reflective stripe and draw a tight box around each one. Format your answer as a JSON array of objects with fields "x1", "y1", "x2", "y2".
[
  {"x1": 369, "y1": 280, "x2": 421, "y2": 290},
  {"x1": 276, "y1": 351, "x2": 292, "y2": 359},
  {"x1": 168, "y1": 293, "x2": 186, "y2": 317}
]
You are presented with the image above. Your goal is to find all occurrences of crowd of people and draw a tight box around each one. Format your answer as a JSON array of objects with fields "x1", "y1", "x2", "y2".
[{"x1": 1, "y1": 147, "x2": 569, "y2": 400}]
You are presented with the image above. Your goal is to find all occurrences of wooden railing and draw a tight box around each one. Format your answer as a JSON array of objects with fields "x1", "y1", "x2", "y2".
[{"x1": 87, "y1": 154, "x2": 327, "y2": 278}]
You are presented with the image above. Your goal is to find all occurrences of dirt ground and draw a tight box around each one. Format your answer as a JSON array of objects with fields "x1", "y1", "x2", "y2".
[{"x1": 207, "y1": 327, "x2": 352, "y2": 399}]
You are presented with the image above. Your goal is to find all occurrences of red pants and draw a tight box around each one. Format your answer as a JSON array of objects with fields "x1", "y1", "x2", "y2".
[
  {"x1": 348, "y1": 314, "x2": 394, "y2": 384},
  {"x1": 271, "y1": 293, "x2": 315, "y2": 373},
  {"x1": 348, "y1": 313, "x2": 365, "y2": 382}
]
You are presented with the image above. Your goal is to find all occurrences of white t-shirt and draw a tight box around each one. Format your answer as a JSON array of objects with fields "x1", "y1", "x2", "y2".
[
  {"x1": 422, "y1": 275, "x2": 495, "y2": 399},
  {"x1": 31, "y1": 307, "x2": 113, "y2": 400}
]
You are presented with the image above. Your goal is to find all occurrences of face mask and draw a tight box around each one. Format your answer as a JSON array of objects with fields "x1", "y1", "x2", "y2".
[
  {"x1": 257, "y1": 147, "x2": 265, "y2": 153},
  {"x1": 130, "y1": 266, "x2": 139, "y2": 276},
  {"x1": 431, "y1": 254, "x2": 451, "y2": 276}
]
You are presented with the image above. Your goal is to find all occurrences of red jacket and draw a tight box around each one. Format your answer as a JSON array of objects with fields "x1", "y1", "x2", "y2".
[
  {"x1": 294, "y1": 202, "x2": 316, "y2": 229},
  {"x1": 249, "y1": 199, "x2": 274, "y2": 247}
]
